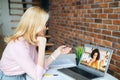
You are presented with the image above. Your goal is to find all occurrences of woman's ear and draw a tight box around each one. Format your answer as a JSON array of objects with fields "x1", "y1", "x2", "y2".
[{"x1": 36, "y1": 27, "x2": 48, "y2": 37}]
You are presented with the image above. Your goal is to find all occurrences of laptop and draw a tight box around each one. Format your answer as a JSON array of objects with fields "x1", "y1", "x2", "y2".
[{"x1": 58, "y1": 44, "x2": 113, "y2": 80}]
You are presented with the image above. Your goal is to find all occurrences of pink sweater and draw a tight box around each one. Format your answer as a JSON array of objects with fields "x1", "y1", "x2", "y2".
[{"x1": 0, "y1": 37, "x2": 45, "y2": 80}]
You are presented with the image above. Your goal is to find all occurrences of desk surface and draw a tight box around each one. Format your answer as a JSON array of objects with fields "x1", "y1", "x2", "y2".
[{"x1": 43, "y1": 54, "x2": 118, "y2": 80}]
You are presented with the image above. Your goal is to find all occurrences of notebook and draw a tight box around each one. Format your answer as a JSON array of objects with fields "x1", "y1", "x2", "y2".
[{"x1": 58, "y1": 44, "x2": 113, "y2": 80}]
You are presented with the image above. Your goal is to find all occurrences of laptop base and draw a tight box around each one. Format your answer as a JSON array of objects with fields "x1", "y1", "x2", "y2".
[{"x1": 58, "y1": 67, "x2": 99, "y2": 80}]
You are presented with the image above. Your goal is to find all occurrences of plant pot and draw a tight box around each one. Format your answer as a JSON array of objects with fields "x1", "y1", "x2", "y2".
[{"x1": 75, "y1": 58, "x2": 79, "y2": 65}]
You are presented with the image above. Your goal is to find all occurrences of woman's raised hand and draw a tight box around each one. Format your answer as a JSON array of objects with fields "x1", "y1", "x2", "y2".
[
  {"x1": 58, "y1": 45, "x2": 72, "y2": 54},
  {"x1": 55, "y1": 45, "x2": 72, "y2": 55}
]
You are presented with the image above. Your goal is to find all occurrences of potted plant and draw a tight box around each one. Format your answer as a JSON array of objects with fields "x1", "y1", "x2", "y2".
[{"x1": 75, "y1": 46, "x2": 84, "y2": 65}]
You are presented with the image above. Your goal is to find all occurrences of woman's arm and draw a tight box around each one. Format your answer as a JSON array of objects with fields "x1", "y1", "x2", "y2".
[
  {"x1": 37, "y1": 37, "x2": 46, "y2": 68},
  {"x1": 96, "y1": 60, "x2": 100, "y2": 70},
  {"x1": 45, "y1": 46, "x2": 72, "y2": 68},
  {"x1": 88, "y1": 59, "x2": 93, "y2": 66},
  {"x1": 11, "y1": 37, "x2": 46, "y2": 80}
]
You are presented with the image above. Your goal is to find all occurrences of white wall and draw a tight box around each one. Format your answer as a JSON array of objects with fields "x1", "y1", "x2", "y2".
[
  {"x1": 0, "y1": 0, "x2": 1, "y2": 21},
  {"x1": 0, "y1": 0, "x2": 23, "y2": 37},
  {"x1": 1, "y1": 0, "x2": 13, "y2": 36},
  {"x1": 0, "y1": 0, "x2": 33, "y2": 37},
  {"x1": 26, "y1": 0, "x2": 32, "y2": 8},
  {"x1": 0, "y1": 0, "x2": 3, "y2": 35}
]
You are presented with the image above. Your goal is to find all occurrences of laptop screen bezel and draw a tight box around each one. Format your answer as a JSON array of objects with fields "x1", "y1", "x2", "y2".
[{"x1": 77, "y1": 44, "x2": 113, "y2": 77}]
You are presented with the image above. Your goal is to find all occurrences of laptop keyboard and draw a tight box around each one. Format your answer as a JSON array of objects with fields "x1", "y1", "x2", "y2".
[
  {"x1": 68, "y1": 67, "x2": 99, "y2": 79},
  {"x1": 58, "y1": 67, "x2": 99, "y2": 80}
]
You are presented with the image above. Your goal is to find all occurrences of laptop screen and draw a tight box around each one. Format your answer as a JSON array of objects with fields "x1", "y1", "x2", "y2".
[{"x1": 78, "y1": 44, "x2": 113, "y2": 76}]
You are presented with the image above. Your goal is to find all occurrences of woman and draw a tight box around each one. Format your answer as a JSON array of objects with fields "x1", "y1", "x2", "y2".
[
  {"x1": 88, "y1": 49, "x2": 100, "y2": 70},
  {"x1": 0, "y1": 6, "x2": 71, "y2": 80}
]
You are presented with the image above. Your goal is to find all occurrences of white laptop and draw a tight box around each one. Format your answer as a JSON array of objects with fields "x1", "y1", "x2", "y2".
[{"x1": 58, "y1": 44, "x2": 113, "y2": 80}]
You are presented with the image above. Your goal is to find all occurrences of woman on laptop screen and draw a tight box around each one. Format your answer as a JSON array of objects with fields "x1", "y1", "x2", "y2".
[{"x1": 88, "y1": 49, "x2": 100, "y2": 70}]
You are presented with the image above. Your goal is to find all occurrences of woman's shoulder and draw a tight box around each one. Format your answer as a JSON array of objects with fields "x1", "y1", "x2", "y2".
[{"x1": 9, "y1": 37, "x2": 28, "y2": 47}]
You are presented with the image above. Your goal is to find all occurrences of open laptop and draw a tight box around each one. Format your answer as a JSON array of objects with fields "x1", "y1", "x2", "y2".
[{"x1": 58, "y1": 44, "x2": 113, "y2": 80}]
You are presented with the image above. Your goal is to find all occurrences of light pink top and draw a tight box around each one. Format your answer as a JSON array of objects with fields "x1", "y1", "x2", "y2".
[{"x1": 0, "y1": 37, "x2": 45, "y2": 80}]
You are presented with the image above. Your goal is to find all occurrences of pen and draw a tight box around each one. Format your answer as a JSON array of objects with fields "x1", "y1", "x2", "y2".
[{"x1": 43, "y1": 74, "x2": 58, "y2": 77}]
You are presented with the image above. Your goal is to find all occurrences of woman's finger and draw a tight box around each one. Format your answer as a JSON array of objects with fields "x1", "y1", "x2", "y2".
[{"x1": 61, "y1": 47, "x2": 72, "y2": 54}]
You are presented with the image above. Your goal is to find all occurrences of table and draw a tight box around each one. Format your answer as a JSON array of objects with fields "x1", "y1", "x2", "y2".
[{"x1": 42, "y1": 54, "x2": 118, "y2": 80}]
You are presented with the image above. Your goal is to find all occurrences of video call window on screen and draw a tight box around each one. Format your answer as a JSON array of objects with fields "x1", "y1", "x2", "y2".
[{"x1": 80, "y1": 46, "x2": 110, "y2": 72}]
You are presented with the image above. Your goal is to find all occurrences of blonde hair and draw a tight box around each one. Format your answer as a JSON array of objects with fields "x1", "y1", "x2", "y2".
[{"x1": 5, "y1": 6, "x2": 49, "y2": 45}]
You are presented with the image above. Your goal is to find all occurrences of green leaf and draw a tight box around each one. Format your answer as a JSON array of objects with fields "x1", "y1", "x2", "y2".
[{"x1": 75, "y1": 46, "x2": 84, "y2": 60}]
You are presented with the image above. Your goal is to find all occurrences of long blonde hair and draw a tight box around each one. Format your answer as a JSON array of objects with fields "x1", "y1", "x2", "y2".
[{"x1": 5, "y1": 6, "x2": 49, "y2": 45}]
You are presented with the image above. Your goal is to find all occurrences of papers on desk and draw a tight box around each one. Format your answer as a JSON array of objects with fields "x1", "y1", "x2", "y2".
[
  {"x1": 42, "y1": 69, "x2": 63, "y2": 80},
  {"x1": 49, "y1": 58, "x2": 75, "y2": 69},
  {"x1": 42, "y1": 69, "x2": 75, "y2": 80}
]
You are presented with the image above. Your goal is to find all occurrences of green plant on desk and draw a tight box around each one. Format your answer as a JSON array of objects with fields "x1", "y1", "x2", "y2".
[{"x1": 75, "y1": 46, "x2": 84, "y2": 65}]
